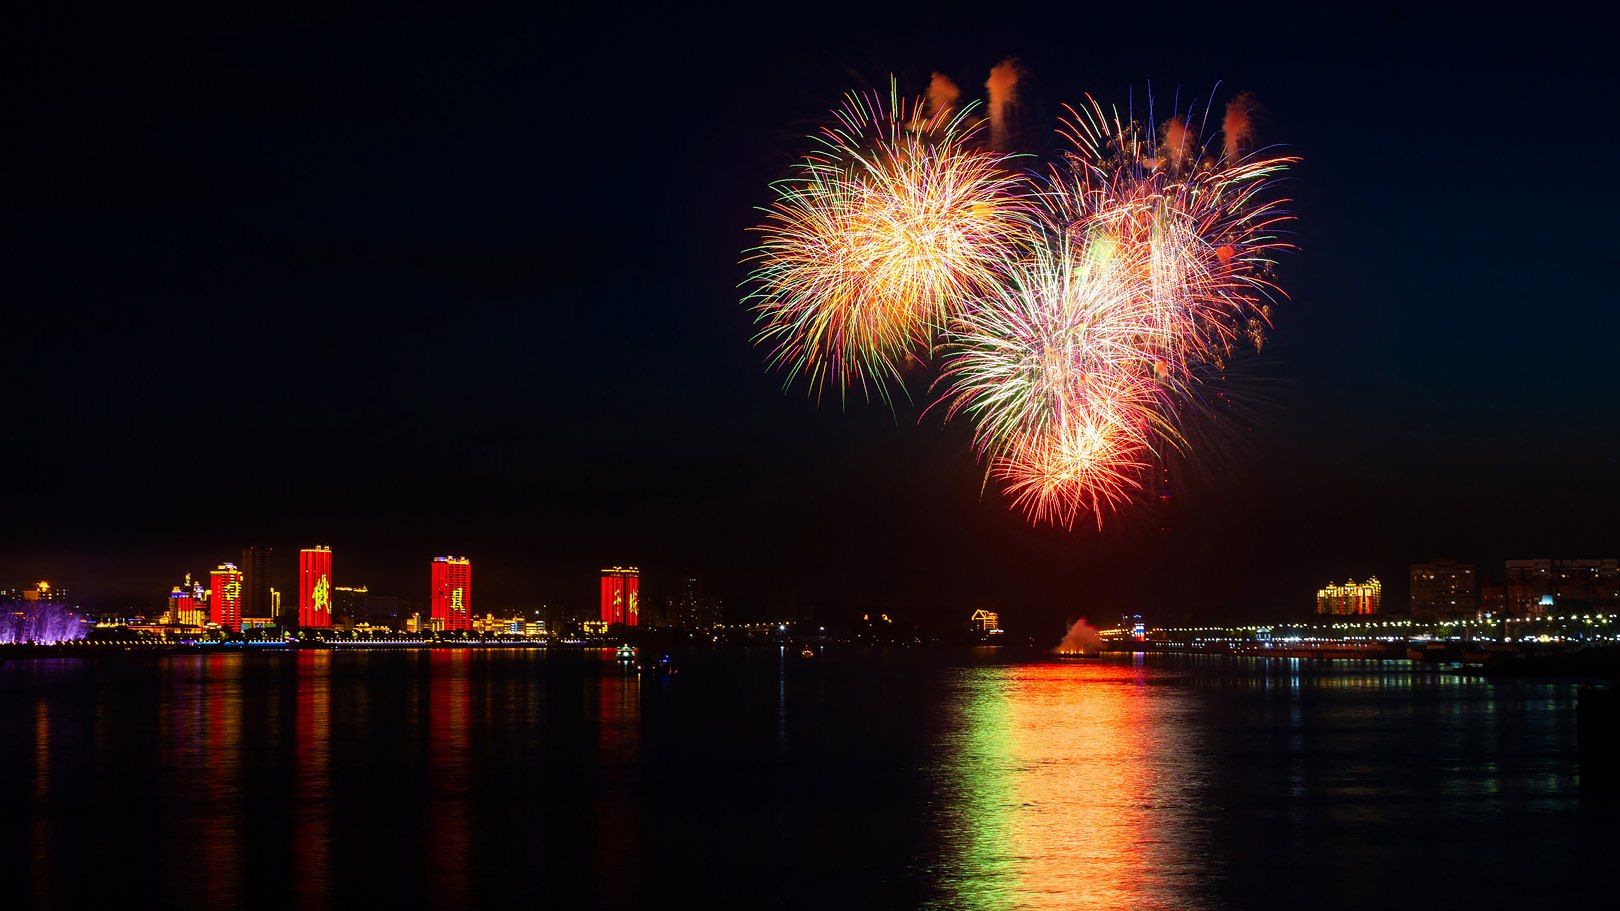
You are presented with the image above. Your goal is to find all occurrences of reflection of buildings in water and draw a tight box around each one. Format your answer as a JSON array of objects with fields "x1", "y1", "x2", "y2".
[
  {"x1": 931, "y1": 663, "x2": 1214, "y2": 911},
  {"x1": 33, "y1": 698, "x2": 51, "y2": 906},
  {"x1": 595, "y1": 673, "x2": 641, "y2": 908},
  {"x1": 202, "y1": 655, "x2": 243, "y2": 907},
  {"x1": 294, "y1": 652, "x2": 333, "y2": 911},
  {"x1": 156, "y1": 659, "x2": 206, "y2": 892},
  {"x1": 427, "y1": 650, "x2": 471, "y2": 907}
]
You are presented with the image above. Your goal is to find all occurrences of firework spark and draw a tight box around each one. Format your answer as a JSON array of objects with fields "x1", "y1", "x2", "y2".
[{"x1": 746, "y1": 81, "x2": 1028, "y2": 403}]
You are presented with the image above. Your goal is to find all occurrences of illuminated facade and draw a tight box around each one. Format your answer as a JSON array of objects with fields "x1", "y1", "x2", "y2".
[
  {"x1": 299, "y1": 546, "x2": 333, "y2": 628},
  {"x1": 209, "y1": 563, "x2": 244, "y2": 631},
  {"x1": 1315, "y1": 577, "x2": 1381, "y2": 616},
  {"x1": 1409, "y1": 560, "x2": 1475, "y2": 621},
  {"x1": 970, "y1": 609, "x2": 1002, "y2": 633},
  {"x1": 431, "y1": 556, "x2": 472, "y2": 631},
  {"x1": 600, "y1": 567, "x2": 640, "y2": 626},
  {"x1": 169, "y1": 583, "x2": 205, "y2": 627}
]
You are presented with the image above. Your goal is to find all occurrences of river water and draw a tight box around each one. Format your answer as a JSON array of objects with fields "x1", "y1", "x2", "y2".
[{"x1": 2, "y1": 648, "x2": 1613, "y2": 909}]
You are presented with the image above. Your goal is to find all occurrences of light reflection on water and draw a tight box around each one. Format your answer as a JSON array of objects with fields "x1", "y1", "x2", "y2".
[
  {"x1": 927, "y1": 660, "x2": 1215, "y2": 911},
  {"x1": 4, "y1": 649, "x2": 1615, "y2": 910}
]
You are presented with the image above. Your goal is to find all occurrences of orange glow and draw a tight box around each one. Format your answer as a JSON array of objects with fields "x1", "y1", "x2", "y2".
[
  {"x1": 934, "y1": 661, "x2": 1213, "y2": 909},
  {"x1": 293, "y1": 652, "x2": 332, "y2": 910}
]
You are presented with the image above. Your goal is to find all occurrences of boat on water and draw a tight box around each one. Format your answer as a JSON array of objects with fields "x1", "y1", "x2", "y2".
[
  {"x1": 800, "y1": 646, "x2": 815, "y2": 658},
  {"x1": 615, "y1": 644, "x2": 636, "y2": 662},
  {"x1": 638, "y1": 654, "x2": 676, "y2": 676}
]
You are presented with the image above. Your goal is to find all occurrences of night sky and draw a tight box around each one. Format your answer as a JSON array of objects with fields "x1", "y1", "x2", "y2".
[{"x1": 6, "y1": 2, "x2": 1615, "y2": 630}]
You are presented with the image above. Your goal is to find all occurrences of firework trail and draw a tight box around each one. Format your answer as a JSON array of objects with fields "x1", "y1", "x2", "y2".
[{"x1": 746, "y1": 80, "x2": 1027, "y2": 402}]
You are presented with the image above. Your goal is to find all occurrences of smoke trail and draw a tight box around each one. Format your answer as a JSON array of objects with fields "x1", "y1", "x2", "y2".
[
  {"x1": 985, "y1": 58, "x2": 1024, "y2": 152},
  {"x1": 1056, "y1": 617, "x2": 1104, "y2": 655},
  {"x1": 1223, "y1": 92, "x2": 1258, "y2": 161},
  {"x1": 924, "y1": 72, "x2": 961, "y2": 122},
  {"x1": 1160, "y1": 116, "x2": 1195, "y2": 171}
]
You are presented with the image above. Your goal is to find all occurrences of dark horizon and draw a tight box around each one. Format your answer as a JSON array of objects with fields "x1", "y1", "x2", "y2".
[{"x1": 5, "y1": 2, "x2": 1615, "y2": 629}]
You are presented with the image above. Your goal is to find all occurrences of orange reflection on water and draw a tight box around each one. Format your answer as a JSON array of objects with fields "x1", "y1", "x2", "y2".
[
  {"x1": 933, "y1": 659, "x2": 1214, "y2": 911},
  {"x1": 31, "y1": 697, "x2": 50, "y2": 910}
]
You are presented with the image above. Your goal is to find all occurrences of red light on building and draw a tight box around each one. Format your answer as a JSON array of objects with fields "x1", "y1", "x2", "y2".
[
  {"x1": 432, "y1": 557, "x2": 472, "y2": 631},
  {"x1": 299, "y1": 546, "x2": 333, "y2": 628},
  {"x1": 600, "y1": 566, "x2": 640, "y2": 626},
  {"x1": 210, "y1": 563, "x2": 243, "y2": 632}
]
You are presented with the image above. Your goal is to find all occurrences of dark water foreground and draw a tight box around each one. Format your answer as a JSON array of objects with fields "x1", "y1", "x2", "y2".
[{"x1": 2, "y1": 649, "x2": 1614, "y2": 910}]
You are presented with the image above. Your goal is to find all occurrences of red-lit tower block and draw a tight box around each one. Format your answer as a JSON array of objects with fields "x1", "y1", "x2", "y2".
[
  {"x1": 299, "y1": 546, "x2": 333, "y2": 628},
  {"x1": 432, "y1": 556, "x2": 472, "y2": 631},
  {"x1": 599, "y1": 566, "x2": 640, "y2": 626},
  {"x1": 210, "y1": 563, "x2": 244, "y2": 632}
]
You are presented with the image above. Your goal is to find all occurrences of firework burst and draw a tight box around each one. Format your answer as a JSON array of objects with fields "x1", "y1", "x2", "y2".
[
  {"x1": 745, "y1": 72, "x2": 1295, "y2": 529},
  {"x1": 745, "y1": 81, "x2": 1028, "y2": 402}
]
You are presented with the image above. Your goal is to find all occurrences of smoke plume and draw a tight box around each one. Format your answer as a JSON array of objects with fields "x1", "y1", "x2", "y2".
[
  {"x1": 1223, "y1": 92, "x2": 1258, "y2": 161},
  {"x1": 925, "y1": 72, "x2": 961, "y2": 122},
  {"x1": 1056, "y1": 617, "x2": 1104, "y2": 655},
  {"x1": 985, "y1": 58, "x2": 1024, "y2": 152},
  {"x1": 1160, "y1": 116, "x2": 1195, "y2": 171}
]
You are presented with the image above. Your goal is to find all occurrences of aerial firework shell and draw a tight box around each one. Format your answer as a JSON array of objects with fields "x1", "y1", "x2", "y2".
[{"x1": 746, "y1": 83, "x2": 1028, "y2": 401}]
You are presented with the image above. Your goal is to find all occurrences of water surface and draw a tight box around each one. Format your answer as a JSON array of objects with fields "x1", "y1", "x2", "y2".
[{"x1": 2, "y1": 649, "x2": 1611, "y2": 909}]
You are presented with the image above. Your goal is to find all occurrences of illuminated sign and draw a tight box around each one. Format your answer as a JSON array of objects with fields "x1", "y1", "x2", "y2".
[{"x1": 300, "y1": 547, "x2": 334, "y2": 628}]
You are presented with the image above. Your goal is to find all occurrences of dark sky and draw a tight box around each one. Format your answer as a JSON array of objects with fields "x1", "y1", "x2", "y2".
[{"x1": 5, "y1": 1, "x2": 1615, "y2": 629}]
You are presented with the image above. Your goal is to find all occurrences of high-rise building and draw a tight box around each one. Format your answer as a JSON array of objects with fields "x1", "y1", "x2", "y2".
[
  {"x1": 1506, "y1": 558, "x2": 1619, "y2": 613},
  {"x1": 1505, "y1": 559, "x2": 1551, "y2": 614},
  {"x1": 600, "y1": 566, "x2": 640, "y2": 626},
  {"x1": 1315, "y1": 577, "x2": 1381, "y2": 615},
  {"x1": 671, "y1": 577, "x2": 721, "y2": 630},
  {"x1": 333, "y1": 585, "x2": 368, "y2": 621},
  {"x1": 431, "y1": 557, "x2": 472, "y2": 631},
  {"x1": 299, "y1": 546, "x2": 333, "y2": 628},
  {"x1": 1409, "y1": 560, "x2": 1476, "y2": 621},
  {"x1": 210, "y1": 563, "x2": 244, "y2": 631},
  {"x1": 169, "y1": 586, "x2": 205, "y2": 626},
  {"x1": 240, "y1": 545, "x2": 274, "y2": 625}
]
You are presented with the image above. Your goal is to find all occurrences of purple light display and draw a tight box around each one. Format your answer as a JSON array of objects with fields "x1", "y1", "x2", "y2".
[{"x1": 0, "y1": 600, "x2": 88, "y2": 645}]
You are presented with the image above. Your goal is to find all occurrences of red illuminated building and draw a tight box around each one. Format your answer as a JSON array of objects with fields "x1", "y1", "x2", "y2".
[
  {"x1": 431, "y1": 556, "x2": 472, "y2": 631},
  {"x1": 299, "y1": 546, "x2": 333, "y2": 628},
  {"x1": 210, "y1": 563, "x2": 243, "y2": 632},
  {"x1": 600, "y1": 566, "x2": 640, "y2": 626}
]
